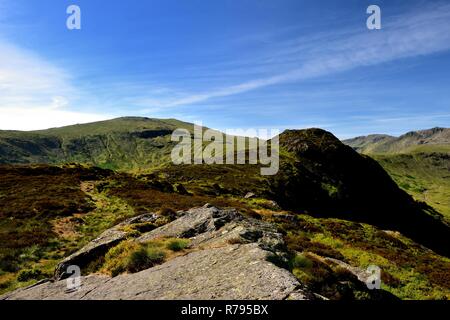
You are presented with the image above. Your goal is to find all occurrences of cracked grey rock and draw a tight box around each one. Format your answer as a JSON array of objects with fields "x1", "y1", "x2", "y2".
[
  {"x1": 3, "y1": 205, "x2": 315, "y2": 300},
  {"x1": 137, "y1": 204, "x2": 242, "y2": 242},
  {"x1": 2, "y1": 244, "x2": 310, "y2": 300},
  {"x1": 0, "y1": 275, "x2": 111, "y2": 300},
  {"x1": 54, "y1": 212, "x2": 158, "y2": 280}
]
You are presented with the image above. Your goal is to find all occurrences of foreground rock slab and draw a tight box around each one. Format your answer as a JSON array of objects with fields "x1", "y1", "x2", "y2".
[
  {"x1": 2, "y1": 205, "x2": 313, "y2": 300},
  {"x1": 2, "y1": 244, "x2": 309, "y2": 300}
]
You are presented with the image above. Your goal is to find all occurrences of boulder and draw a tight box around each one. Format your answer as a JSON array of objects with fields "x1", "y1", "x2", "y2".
[
  {"x1": 244, "y1": 192, "x2": 256, "y2": 199},
  {"x1": 137, "y1": 204, "x2": 242, "y2": 242}
]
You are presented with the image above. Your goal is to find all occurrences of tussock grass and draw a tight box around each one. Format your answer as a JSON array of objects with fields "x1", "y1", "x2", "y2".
[{"x1": 101, "y1": 238, "x2": 191, "y2": 277}]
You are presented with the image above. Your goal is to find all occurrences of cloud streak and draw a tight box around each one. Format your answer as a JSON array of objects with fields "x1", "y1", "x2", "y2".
[{"x1": 138, "y1": 3, "x2": 450, "y2": 109}]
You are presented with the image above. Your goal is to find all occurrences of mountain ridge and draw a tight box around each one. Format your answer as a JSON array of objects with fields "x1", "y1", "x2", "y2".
[
  {"x1": 0, "y1": 117, "x2": 196, "y2": 169},
  {"x1": 343, "y1": 127, "x2": 450, "y2": 154}
]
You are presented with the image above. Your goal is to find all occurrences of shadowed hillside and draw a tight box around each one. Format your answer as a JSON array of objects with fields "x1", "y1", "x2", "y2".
[
  {"x1": 344, "y1": 127, "x2": 450, "y2": 225},
  {"x1": 270, "y1": 129, "x2": 450, "y2": 257},
  {"x1": 373, "y1": 153, "x2": 450, "y2": 222}
]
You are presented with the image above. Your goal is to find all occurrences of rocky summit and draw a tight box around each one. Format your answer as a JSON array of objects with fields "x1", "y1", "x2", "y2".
[{"x1": 1, "y1": 205, "x2": 319, "y2": 300}]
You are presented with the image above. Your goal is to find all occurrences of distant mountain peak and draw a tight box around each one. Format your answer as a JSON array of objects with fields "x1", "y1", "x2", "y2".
[{"x1": 343, "y1": 127, "x2": 450, "y2": 154}]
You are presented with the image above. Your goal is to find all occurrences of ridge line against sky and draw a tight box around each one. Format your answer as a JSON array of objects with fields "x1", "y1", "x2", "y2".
[{"x1": 0, "y1": 0, "x2": 450, "y2": 138}]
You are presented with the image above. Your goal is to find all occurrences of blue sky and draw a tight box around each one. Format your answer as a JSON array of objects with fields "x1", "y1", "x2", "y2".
[{"x1": 0, "y1": 0, "x2": 449, "y2": 138}]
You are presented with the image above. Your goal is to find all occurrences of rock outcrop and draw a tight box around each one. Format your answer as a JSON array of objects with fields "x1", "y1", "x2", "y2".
[
  {"x1": 274, "y1": 129, "x2": 450, "y2": 257},
  {"x1": 2, "y1": 205, "x2": 314, "y2": 300},
  {"x1": 54, "y1": 212, "x2": 159, "y2": 280}
]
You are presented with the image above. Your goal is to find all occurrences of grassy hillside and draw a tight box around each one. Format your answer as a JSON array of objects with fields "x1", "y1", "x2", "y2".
[
  {"x1": 1, "y1": 121, "x2": 449, "y2": 299},
  {"x1": 0, "y1": 164, "x2": 257, "y2": 294},
  {"x1": 1, "y1": 163, "x2": 448, "y2": 299},
  {"x1": 342, "y1": 134, "x2": 395, "y2": 154},
  {"x1": 33, "y1": 117, "x2": 192, "y2": 137},
  {"x1": 374, "y1": 152, "x2": 450, "y2": 222},
  {"x1": 0, "y1": 117, "x2": 194, "y2": 170},
  {"x1": 270, "y1": 213, "x2": 450, "y2": 300}
]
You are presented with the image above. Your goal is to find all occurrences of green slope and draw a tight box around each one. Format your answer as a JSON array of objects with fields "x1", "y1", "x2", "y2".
[
  {"x1": 342, "y1": 134, "x2": 396, "y2": 153},
  {"x1": 374, "y1": 152, "x2": 450, "y2": 222},
  {"x1": 0, "y1": 117, "x2": 194, "y2": 170},
  {"x1": 33, "y1": 117, "x2": 193, "y2": 137}
]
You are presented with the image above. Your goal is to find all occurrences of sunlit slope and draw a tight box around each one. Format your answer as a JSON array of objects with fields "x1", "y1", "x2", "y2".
[{"x1": 0, "y1": 117, "x2": 194, "y2": 169}]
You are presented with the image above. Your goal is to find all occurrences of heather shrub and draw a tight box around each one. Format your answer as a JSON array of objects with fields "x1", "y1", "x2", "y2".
[{"x1": 17, "y1": 268, "x2": 43, "y2": 282}]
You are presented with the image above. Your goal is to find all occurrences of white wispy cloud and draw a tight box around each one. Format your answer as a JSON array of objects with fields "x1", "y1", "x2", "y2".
[
  {"x1": 0, "y1": 106, "x2": 113, "y2": 131},
  {"x1": 0, "y1": 0, "x2": 113, "y2": 130},
  {"x1": 0, "y1": 39, "x2": 112, "y2": 130},
  {"x1": 137, "y1": 2, "x2": 450, "y2": 109}
]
